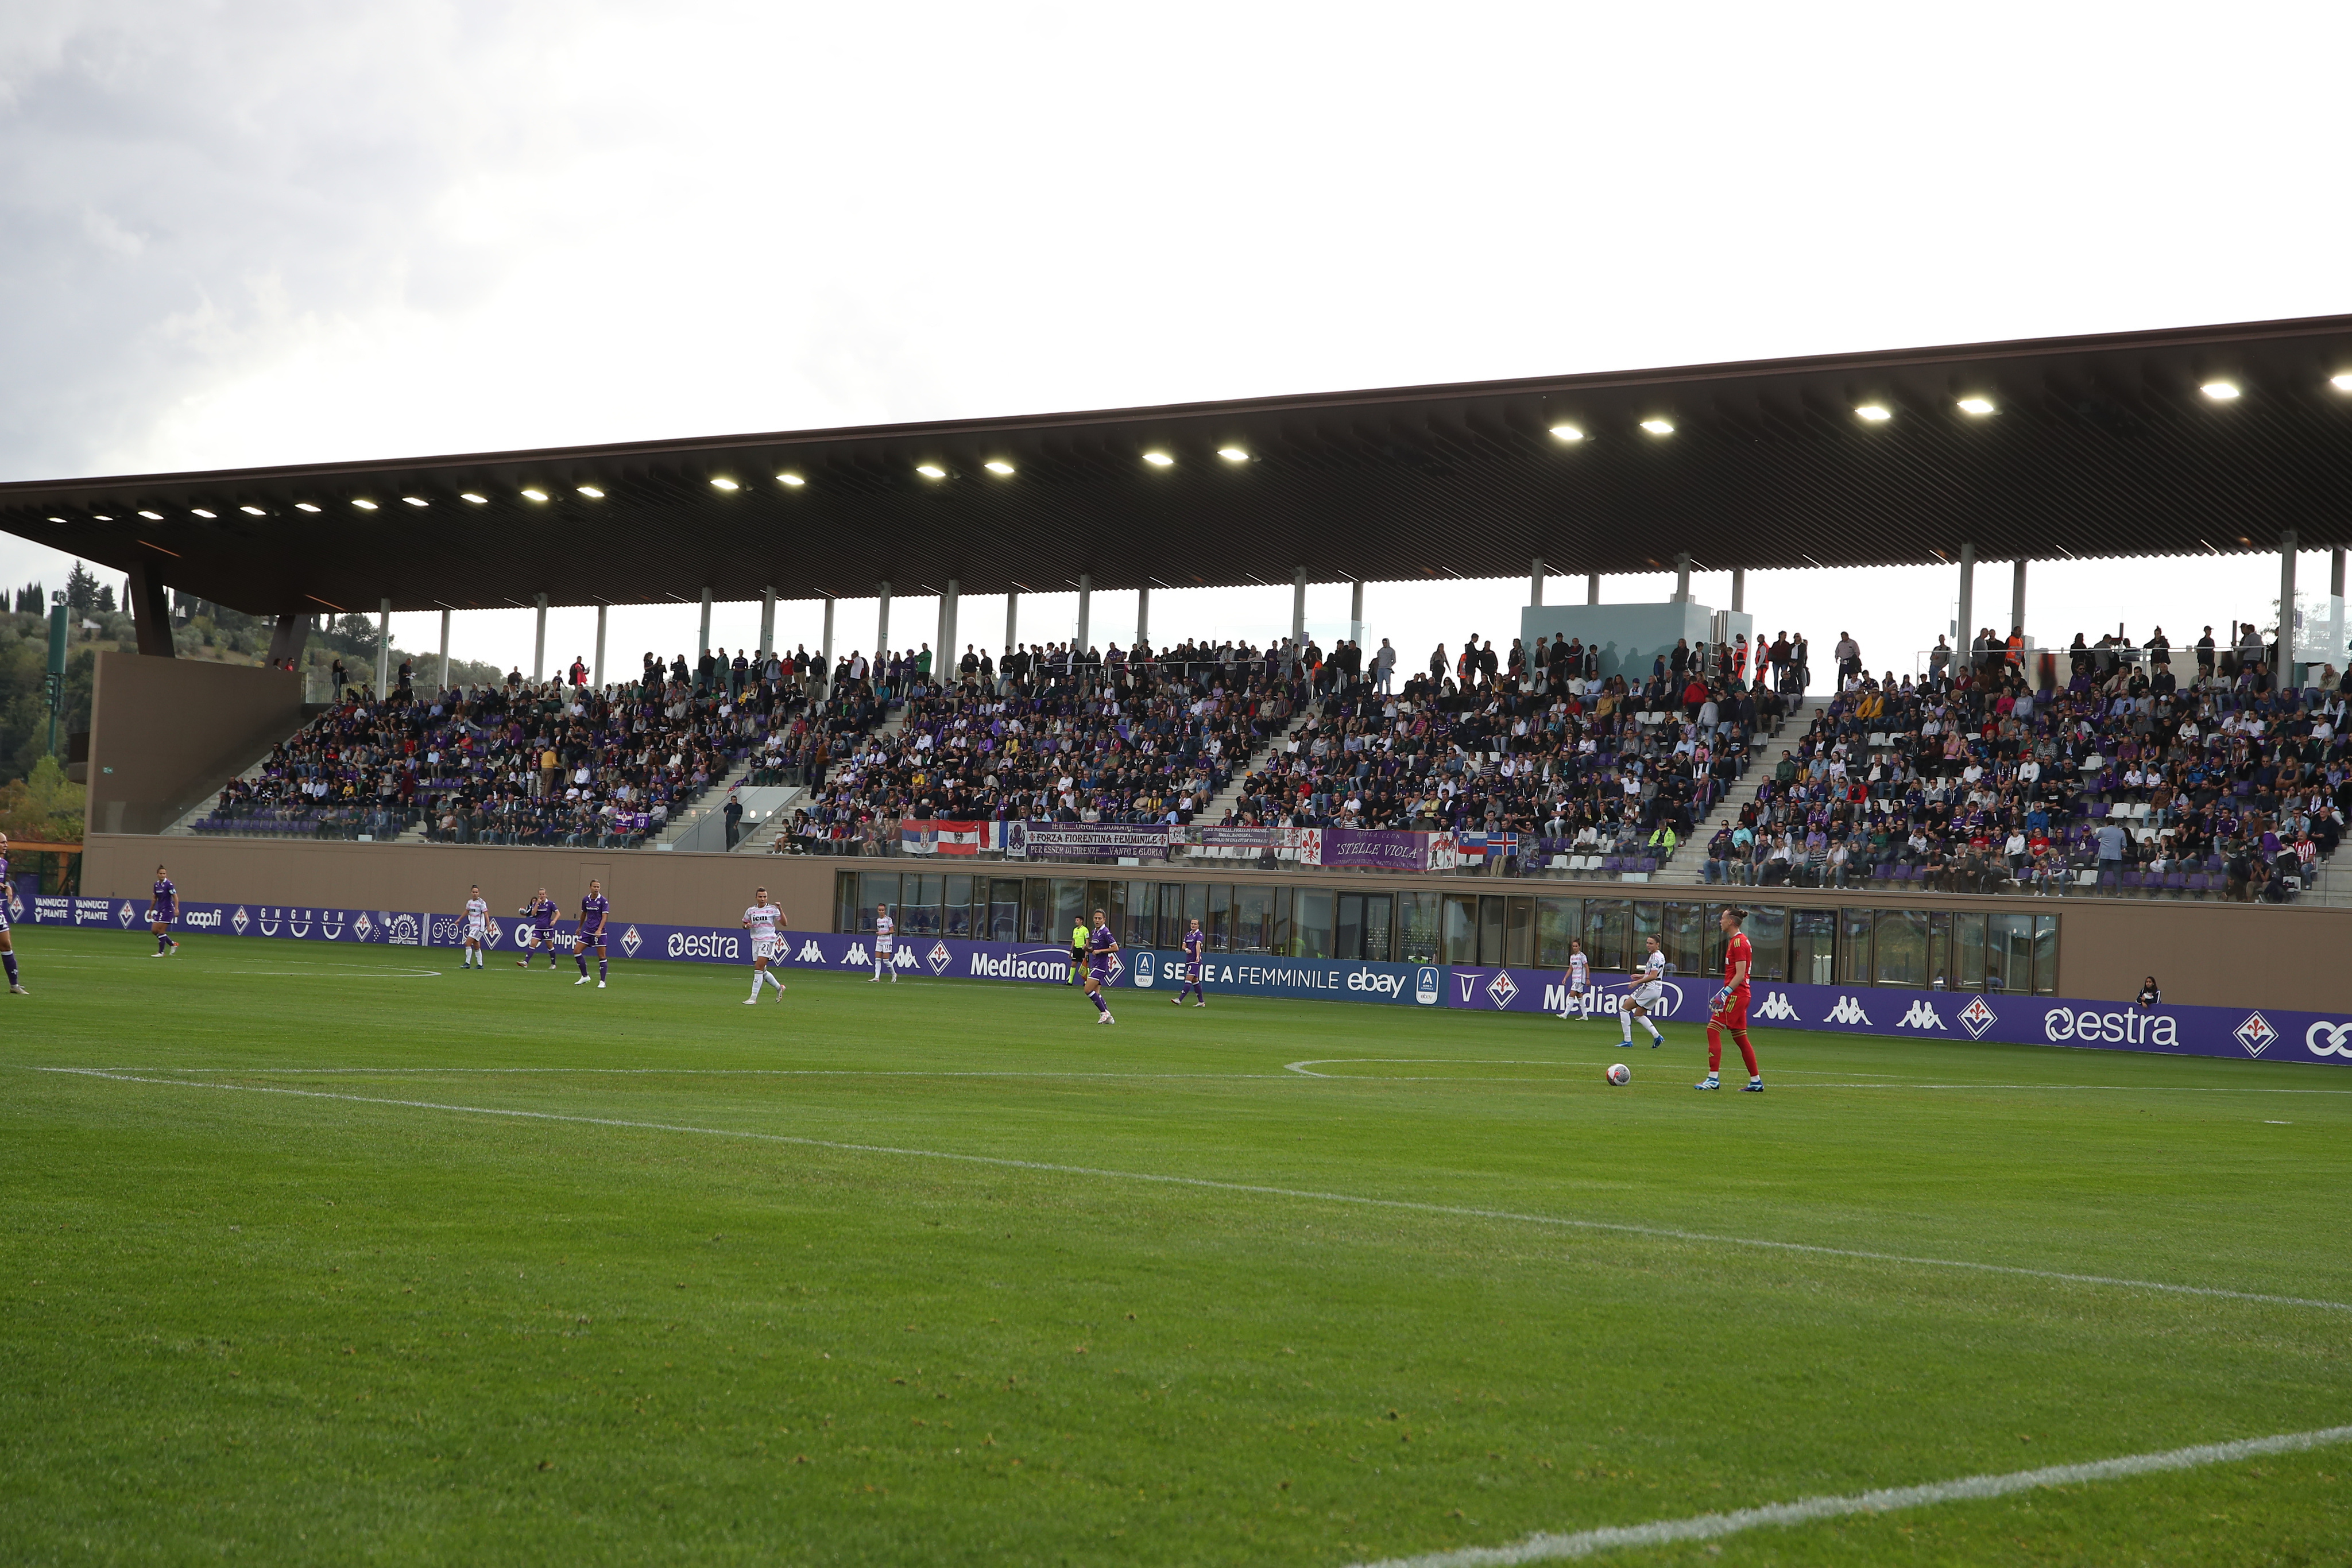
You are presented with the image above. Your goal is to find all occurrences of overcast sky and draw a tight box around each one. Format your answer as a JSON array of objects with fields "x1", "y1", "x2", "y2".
[{"x1": 5, "y1": 1, "x2": 2349, "y2": 678}]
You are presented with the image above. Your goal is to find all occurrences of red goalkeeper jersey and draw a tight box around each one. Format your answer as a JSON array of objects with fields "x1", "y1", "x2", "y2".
[{"x1": 1725, "y1": 930, "x2": 1753, "y2": 991}]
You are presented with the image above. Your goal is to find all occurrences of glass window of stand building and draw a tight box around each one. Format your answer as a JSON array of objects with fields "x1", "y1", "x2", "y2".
[{"x1": 834, "y1": 874, "x2": 2060, "y2": 995}]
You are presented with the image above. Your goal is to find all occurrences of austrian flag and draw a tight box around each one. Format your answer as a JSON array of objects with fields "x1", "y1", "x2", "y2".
[{"x1": 898, "y1": 818, "x2": 984, "y2": 855}]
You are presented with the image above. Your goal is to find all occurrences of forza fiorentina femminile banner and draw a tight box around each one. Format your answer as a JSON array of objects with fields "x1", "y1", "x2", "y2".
[{"x1": 25, "y1": 895, "x2": 2349, "y2": 1068}]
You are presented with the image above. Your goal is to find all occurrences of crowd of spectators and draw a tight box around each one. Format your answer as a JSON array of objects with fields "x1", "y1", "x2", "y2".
[
  {"x1": 1699, "y1": 626, "x2": 2348, "y2": 901},
  {"x1": 1227, "y1": 632, "x2": 1787, "y2": 857},
  {"x1": 190, "y1": 645, "x2": 881, "y2": 846},
  {"x1": 776, "y1": 636, "x2": 1316, "y2": 853}
]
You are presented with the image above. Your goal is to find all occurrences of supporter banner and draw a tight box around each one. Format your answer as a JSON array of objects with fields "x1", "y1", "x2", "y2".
[
  {"x1": 1438, "y1": 965, "x2": 2352, "y2": 1068},
  {"x1": 1190, "y1": 826, "x2": 1277, "y2": 853},
  {"x1": 898, "y1": 819, "x2": 983, "y2": 855},
  {"x1": 1316, "y1": 828, "x2": 1437, "y2": 872},
  {"x1": 1016, "y1": 822, "x2": 1173, "y2": 861}
]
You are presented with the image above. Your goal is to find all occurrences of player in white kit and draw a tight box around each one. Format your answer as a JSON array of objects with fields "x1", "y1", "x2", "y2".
[
  {"x1": 869, "y1": 903, "x2": 896, "y2": 982},
  {"x1": 1558, "y1": 938, "x2": 1591, "y2": 1020},
  {"x1": 458, "y1": 885, "x2": 490, "y2": 970},
  {"x1": 1620, "y1": 935, "x2": 1668, "y2": 1048},
  {"x1": 741, "y1": 889, "x2": 788, "y2": 1004}
]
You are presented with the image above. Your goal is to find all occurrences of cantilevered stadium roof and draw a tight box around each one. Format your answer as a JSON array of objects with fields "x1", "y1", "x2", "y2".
[{"x1": 5, "y1": 314, "x2": 2351, "y2": 618}]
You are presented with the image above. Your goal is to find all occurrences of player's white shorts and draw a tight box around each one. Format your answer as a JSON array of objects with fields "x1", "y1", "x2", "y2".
[
  {"x1": 465, "y1": 920, "x2": 486, "y2": 942},
  {"x1": 1633, "y1": 981, "x2": 1665, "y2": 1009},
  {"x1": 752, "y1": 936, "x2": 780, "y2": 962},
  {"x1": 875, "y1": 939, "x2": 894, "y2": 955}
]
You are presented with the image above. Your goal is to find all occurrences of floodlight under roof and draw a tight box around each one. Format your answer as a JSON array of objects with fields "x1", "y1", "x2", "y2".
[
  {"x1": 402, "y1": 496, "x2": 429, "y2": 507},
  {"x1": 138, "y1": 509, "x2": 163, "y2": 520},
  {"x1": 239, "y1": 505, "x2": 266, "y2": 516},
  {"x1": 2332, "y1": 373, "x2": 2352, "y2": 392},
  {"x1": 916, "y1": 463, "x2": 947, "y2": 479},
  {"x1": 709, "y1": 477, "x2": 739, "y2": 491},
  {"x1": 1855, "y1": 404, "x2": 1891, "y2": 422},
  {"x1": 1548, "y1": 424, "x2": 1584, "y2": 442},
  {"x1": 776, "y1": 473, "x2": 804, "y2": 486},
  {"x1": 1142, "y1": 451, "x2": 1174, "y2": 466},
  {"x1": 1958, "y1": 396, "x2": 1996, "y2": 415},
  {"x1": 1640, "y1": 419, "x2": 1674, "y2": 435},
  {"x1": 191, "y1": 508, "x2": 216, "y2": 518},
  {"x1": 2201, "y1": 380, "x2": 2240, "y2": 400},
  {"x1": 521, "y1": 488, "x2": 548, "y2": 501},
  {"x1": 353, "y1": 498, "x2": 378, "y2": 510},
  {"x1": 1217, "y1": 446, "x2": 1250, "y2": 461},
  {"x1": 575, "y1": 485, "x2": 603, "y2": 498},
  {"x1": 461, "y1": 492, "x2": 488, "y2": 503},
  {"x1": 294, "y1": 502, "x2": 320, "y2": 513},
  {"x1": 983, "y1": 460, "x2": 1014, "y2": 475}
]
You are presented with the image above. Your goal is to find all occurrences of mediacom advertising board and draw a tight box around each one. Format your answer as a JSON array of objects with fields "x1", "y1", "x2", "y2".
[{"x1": 27, "y1": 901, "x2": 2349, "y2": 1067}]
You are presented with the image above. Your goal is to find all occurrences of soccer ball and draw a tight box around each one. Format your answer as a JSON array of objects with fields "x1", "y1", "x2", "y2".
[{"x1": 1606, "y1": 1063, "x2": 1631, "y2": 1086}]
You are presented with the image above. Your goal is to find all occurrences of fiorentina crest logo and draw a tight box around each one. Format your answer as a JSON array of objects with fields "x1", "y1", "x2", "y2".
[
  {"x1": 118, "y1": 900, "x2": 137, "y2": 927},
  {"x1": 927, "y1": 940, "x2": 952, "y2": 976},
  {"x1": 2235, "y1": 1012, "x2": 2277, "y2": 1058},
  {"x1": 353, "y1": 911, "x2": 376, "y2": 943},
  {"x1": 232, "y1": 905, "x2": 250, "y2": 936},
  {"x1": 620, "y1": 924, "x2": 643, "y2": 958},
  {"x1": 1485, "y1": 969, "x2": 1519, "y2": 1009},
  {"x1": 1957, "y1": 996, "x2": 1997, "y2": 1038}
]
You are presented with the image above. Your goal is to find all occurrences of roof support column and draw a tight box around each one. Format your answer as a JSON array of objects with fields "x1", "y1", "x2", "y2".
[
  {"x1": 1003, "y1": 589, "x2": 1019, "y2": 661},
  {"x1": 875, "y1": 582, "x2": 891, "y2": 668},
  {"x1": 1528, "y1": 558, "x2": 1544, "y2": 607},
  {"x1": 266, "y1": 611, "x2": 306, "y2": 668},
  {"x1": 126, "y1": 560, "x2": 174, "y2": 657},
  {"x1": 1587, "y1": 573, "x2": 1600, "y2": 605},
  {"x1": 2330, "y1": 547, "x2": 2346, "y2": 677},
  {"x1": 1731, "y1": 568, "x2": 1745, "y2": 613},
  {"x1": 1291, "y1": 567, "x2": 1307, "y2": 648},
  {"x1": 1350, "y1": 578, "x2": 1364, "y2": 644},
  {"x1": 1076, "y1": 575, "x2": 1092, "y2": 653},
  {"x1": 1954, "y1": 544, "x2": 1975, "y2": 670},
  {"x1": 937, "y1": 579, "x2": 959, "y2": 682},
  {"x1": 532, "y1": 594, "x2": 547, "y2": 684},
  {"x1": 1673, "y1": 552, "x2": 1691, "y2": 603},
  {"x1": 593, "y1": 603, "x2": 607, "y2": 692},
  {"x1": 699, "y1": 587, "x2": 713, "y2": 665},
  {"x1": 2010, "y1": 559, "x2": 2028, "y2": 642},
  {"x1": 439, "y1": 609, "x2": 452, "y2": 692},
  {"x1": 377, "y1": 598, "x2": 393, "y2": 694},
  {"x1": 759, "y1": 586, "x2": 775, "y2": 661},
  {"x1": 2279, "y1": 529, "x2": 2298, "y2": 676},
  {"x1": 820, "y1": 595, "x2": 835, "y2": 684},
  {"x1": 1135, "y1": 584, "x2": 1150, "y2": 649}
]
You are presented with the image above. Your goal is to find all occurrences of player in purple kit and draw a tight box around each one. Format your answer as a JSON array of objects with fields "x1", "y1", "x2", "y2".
[
  {"x1": 1083, "y1": 907, "x2": 1117, "y2": 1024},
  {"x1": 0, "y1": 831, "x2": 27, "y2": 993},
  {"x1": 573, "y1": 880, "x2": 610, "y2": 988},
  {"x1": 149, "y1": 865, "x2": 180, "y2": 957},
  {"x1": 515, "y1": 888, "x2": 560, "y2": 970},
  {"x1": 1169, "y1": 916, "x2": 1205, "y2": 1007}
]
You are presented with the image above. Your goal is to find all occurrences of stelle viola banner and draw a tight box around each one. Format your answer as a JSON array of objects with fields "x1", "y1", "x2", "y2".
[{"x1": 26, "y1": 897, "x2": 2350, "y2": 1068}]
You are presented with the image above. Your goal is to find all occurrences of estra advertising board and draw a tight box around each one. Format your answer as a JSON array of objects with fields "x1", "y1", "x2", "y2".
[{"x1": 1441, "y1": 963, "x2": 2352, "y2": 1069}]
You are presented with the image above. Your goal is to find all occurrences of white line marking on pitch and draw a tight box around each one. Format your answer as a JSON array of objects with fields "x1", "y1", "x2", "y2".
[
  {"x1": 61, "y1": 1067, "x2": 1290, "y2": 1081},
  {"x1": 34, "y1": 1067, "x2": 2352, "y2": 1316},
  {"x1": 1285, "y1": 1059, "x2": 2352, "y2": 1094},
  {"x1": 1344, "y1": 1422, "x2": 2352, "y2": 1567}
]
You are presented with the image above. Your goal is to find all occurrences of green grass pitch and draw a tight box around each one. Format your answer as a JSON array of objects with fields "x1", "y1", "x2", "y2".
[{"x1": 4, "y1": 927, "x2": 2349, "y2": 1566}]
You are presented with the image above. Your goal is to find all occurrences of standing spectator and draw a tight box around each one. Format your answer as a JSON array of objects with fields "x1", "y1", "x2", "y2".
[
  {"x1": 1928, "y1": 635, "x2": 1951, "y2": 684},
  {"x1": 2095, "y1": 817, "x2": 2128, "y2": 880},
  {"x1": 2195, "y1": 625, "x2": 2216, "y2": 680},
  {"x1": 1374, "y1": 638, "x2": 1396, "y2": 694},
  {"x1": 1834, "y1": 631, "x2": 1860, "y2": 684},
  {"x1": 2136, "y1": 975, "x2": 2162, "y2": 1009}
]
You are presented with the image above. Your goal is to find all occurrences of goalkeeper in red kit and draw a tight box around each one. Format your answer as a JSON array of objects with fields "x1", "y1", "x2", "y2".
[{"x1": 1699, "y1": 905, "x2": 1763, "y2": 1092}]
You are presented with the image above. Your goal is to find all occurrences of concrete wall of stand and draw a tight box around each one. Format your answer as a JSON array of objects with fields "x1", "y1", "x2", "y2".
[
  {"x1": 83, "y1": 653, "x2": 307, "y2": 837},
  {"x1": 75, "y1": 833, "x2": 2352, "y2": 1012}
]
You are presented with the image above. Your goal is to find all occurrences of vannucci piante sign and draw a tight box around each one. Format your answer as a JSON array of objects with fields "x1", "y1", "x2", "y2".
[{"x1": 28, "y1": 900, "x2": 2349, "y2": 1068}]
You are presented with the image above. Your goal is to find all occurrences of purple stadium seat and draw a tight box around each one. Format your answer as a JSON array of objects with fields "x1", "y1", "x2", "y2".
[{"x1": 2185, "y1": 873, "x2": 2208, "y2": 896}]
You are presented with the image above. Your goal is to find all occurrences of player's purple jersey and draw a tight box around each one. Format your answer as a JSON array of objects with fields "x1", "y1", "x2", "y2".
[
  {"x1": 1182, "y1": 927, "x2": 1204, "y2": 973},
  {"x1": 527, "y1": 897, "x2": 556, "y2": 930},
  {"x1": 1088, "y1": 920, "x2": 1116, "y2": 974},
  {"x1": 579, "y1": 893, "x2": 609, "y2": 937},
  {"x1": 0, "y1": 853, "x2": 10, "y2": 927},
  {"x1": 152, "y1": 877, "x2": 177, "y2": 916}
]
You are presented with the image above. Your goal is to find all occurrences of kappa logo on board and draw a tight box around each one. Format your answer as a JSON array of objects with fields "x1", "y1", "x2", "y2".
[
  {"x1": 1897, "y1": 1000, "x2": 1945, "y2": 1031},
  {"x1": 844, "y1": 942, "x2": 871, "y2": 967},
  {"x1": 796, "y1": 939, "x2": 826, "y2": 963},
  {"x1": 1825, "y1": 994, "x2": 1874, "y2": 1026},
  {"x1": 1753, "y1": 990, "x2": 1800, "y2": 1022}
]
